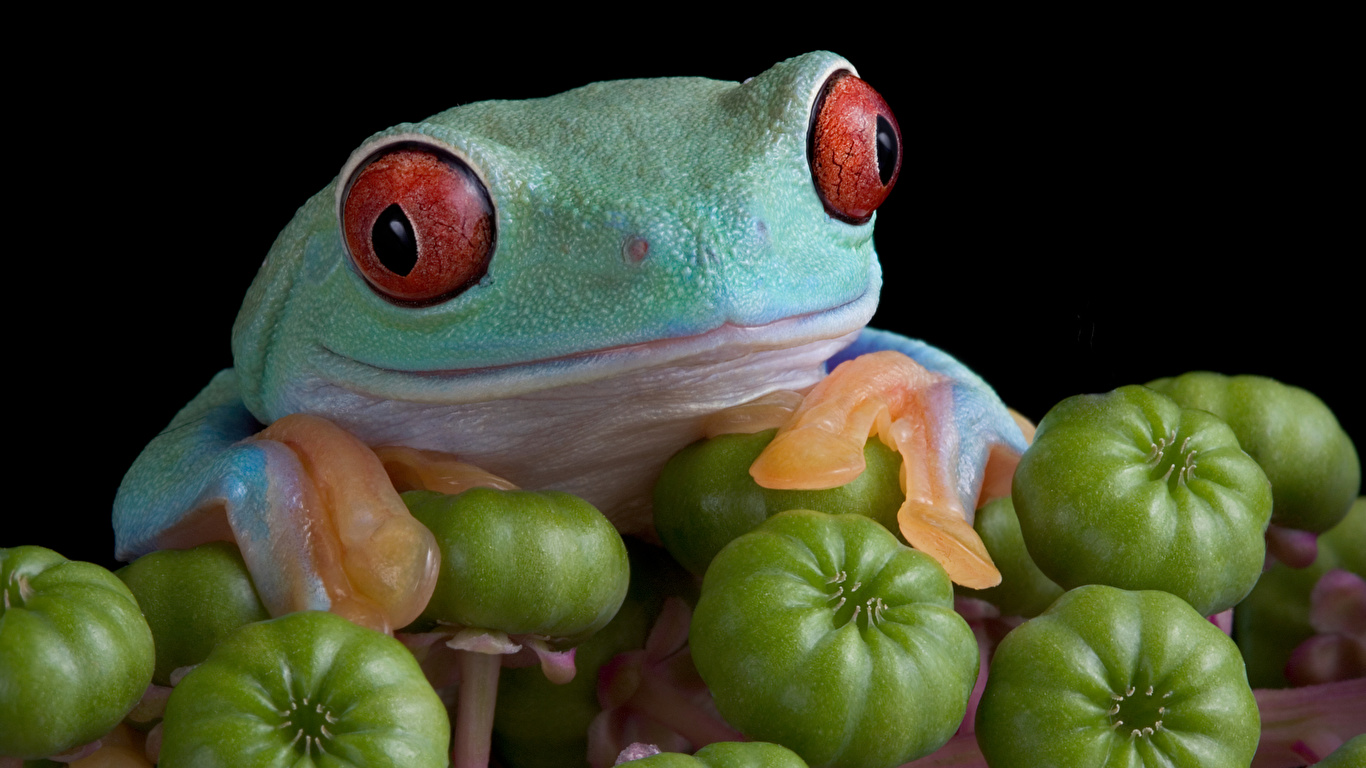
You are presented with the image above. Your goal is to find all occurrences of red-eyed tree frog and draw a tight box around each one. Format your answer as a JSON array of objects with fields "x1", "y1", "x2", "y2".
[{"x1": 113, "y1": 52, "x2": 1028, "y2": 634}]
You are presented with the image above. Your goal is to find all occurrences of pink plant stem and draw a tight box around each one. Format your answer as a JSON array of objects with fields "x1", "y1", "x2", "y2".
[
  {"x1": 1209, "y1": 608, "x2": 1234, "y2": 636},
  {"x1": 627, "y1": 669, "x2": 743, "y2": 748},
  {"x1": 453, "y1": 650, "x2": 502, "y2": 768},
  {"x1": 1265, "y1": 525, "x2": 1319, "y2": 569}
]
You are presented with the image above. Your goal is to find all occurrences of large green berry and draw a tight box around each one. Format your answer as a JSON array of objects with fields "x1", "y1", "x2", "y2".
[
  {"x1": 1012, "y1": 385, "x2": 1272, "y2": 615},
  {"x1": 976, "y1": 585, "x2": 1259, "y2": 768},
  {"x1": 1, "y1": 546, "x2": 154, "y2": 759},
  {"x1": 1148, "y1": 372, "x2": 1360, "y2": 532},
  {"x1": 691, "y1": 510, "x2": 977, "y2": 768},
  {"x1": 117, "y1": 541, "x2": 269, "y2": 686},
  {"x1": 158, "y1": 610, "x2": 448, "y2": 767},
  {"x1": 404, "y1": 488, "x2": 629, "y2": 643}
]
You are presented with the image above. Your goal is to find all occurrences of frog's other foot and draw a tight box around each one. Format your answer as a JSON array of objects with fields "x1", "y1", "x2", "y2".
[
  {"x1": 373, "y1": 445, "x2": 519, "y2": 494},
  {"x1": 750, "y1": 335, "x2": 1027, "y2": 589}
]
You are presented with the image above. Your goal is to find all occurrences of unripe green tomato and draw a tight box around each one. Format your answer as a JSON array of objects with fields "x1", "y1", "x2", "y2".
[
  {"x1": 654, "y1": 429, "x2": 904, "y2": 577},
  {"x1": 691, "y1": 510, "x2": 978, "y2": 768},
  {"x1": 955, "y1": 496, "x2": 1063, "y2": 617},
  {"x1": 1235, "y1": 496, "x2": 1366, "y2": 687},
  {"x1": 1012, "y1": 385, "x2": 1272, "y2": 616},
  {"x1": 0, "y1": 546, "x2": 154, "y2": 759},
  {"x1": 1148, "y1": 371, "x2": 1360, "y2": 532},
  {"x1": 116, "y1": 541, "x2": 269, "y2": 686},
  {"x1": 404, "y1": 488, "x2": 629, "y2": 643},
  {"x1": 158, "y1": 610, "x2": 449, "y2": 767},
  {"x1": 624, "y1": 741, "x2": 809, "y2": 767},
  {"x1": 493, "y1": 538, "x2": 698, "y2": 768},
  {"x1": 976, "y1": 585, "x2": 1259, "y2": 768}
]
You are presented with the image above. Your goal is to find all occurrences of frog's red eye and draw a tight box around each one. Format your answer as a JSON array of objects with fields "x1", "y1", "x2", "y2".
[
  {"x1": 341, "y1": 145, "x2": 495, "y2": 305},
  {"x1": 808, "y1": 71, "x2": 901, "y2": 224}
]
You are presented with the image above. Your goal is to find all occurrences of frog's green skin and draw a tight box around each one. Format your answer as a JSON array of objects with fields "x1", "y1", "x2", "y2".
[{"x1": 112, "y1": 52, "x2": 1025, "y2": 624}]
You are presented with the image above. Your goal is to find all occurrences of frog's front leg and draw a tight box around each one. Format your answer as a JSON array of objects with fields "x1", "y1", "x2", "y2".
[
  {"x1": 749, "y1": 328, "x2": 1030, "y2": 589},
  {"x1": 113, "y1": 370, "x2": 439, "y2": 633}
]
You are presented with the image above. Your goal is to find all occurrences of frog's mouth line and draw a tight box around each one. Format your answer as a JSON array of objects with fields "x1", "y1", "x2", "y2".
[{"x1": 312, "y1": 285, "x2": 879, "y2": 405}]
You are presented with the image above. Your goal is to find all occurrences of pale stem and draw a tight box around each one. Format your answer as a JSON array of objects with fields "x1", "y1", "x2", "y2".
[{"x1": 453, "y1": 650, "x2": 502, "y2": 768}]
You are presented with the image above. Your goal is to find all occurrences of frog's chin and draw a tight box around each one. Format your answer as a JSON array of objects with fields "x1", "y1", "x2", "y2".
[{"x1": 309, "y1": 283, "x2": 879, "y2": 406}]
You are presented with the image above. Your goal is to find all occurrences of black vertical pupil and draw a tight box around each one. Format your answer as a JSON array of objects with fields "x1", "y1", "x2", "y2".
[
  {"x1": 372, "y1": 204, "x2": 418, "y2": 277},
  {"x1": 875, "y1": 115, "x2": 898, "y2": 186}
]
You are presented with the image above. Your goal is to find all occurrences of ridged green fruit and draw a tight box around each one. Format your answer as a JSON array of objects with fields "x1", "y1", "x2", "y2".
[
  {"x1": 691, "y1": 510, "x2": 977, "y2": 768},
  {"x1": 0, "y1": 546, "x2": 154, "y2": 759},
  {"x1": 976, "y1": 585, "x2": 1259, "y2": 768},
  {"x1": 1148, "y1": 371, "x2": 1360, "y2": 532},
  {"x1": 1012, "y1": 385, "x2": 1272, "y2": 615},
  {"x1": 158, "y1": 610, "x2": 449, "y2": 767}
]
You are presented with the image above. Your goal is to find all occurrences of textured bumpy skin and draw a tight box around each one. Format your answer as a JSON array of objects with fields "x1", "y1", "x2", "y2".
[
  {"x1": 975, "y1": 585, "x2": 1260, "y2": 768},
  {"x1": 113, "y1": 52, "x2": 885, "y2": 570},
  {"x1": 232, "y1": 52, "x2": 877, "y2": 398},
  {"x1": 225, "y1": 50, "x2": 883, "y2": 532}
]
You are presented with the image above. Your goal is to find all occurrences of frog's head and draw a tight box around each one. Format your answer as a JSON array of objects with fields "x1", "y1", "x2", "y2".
[{"x1": 233, "y1": 51, "x2": 901, "y2": 419}]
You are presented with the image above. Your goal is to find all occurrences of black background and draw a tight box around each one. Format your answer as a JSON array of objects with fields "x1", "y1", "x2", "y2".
[{"x1": 17, "y1": 26, "x2": 1358, "y2": 570}]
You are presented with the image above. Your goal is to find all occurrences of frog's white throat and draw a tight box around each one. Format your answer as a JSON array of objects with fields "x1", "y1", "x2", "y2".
[{"x1": 273, "y1": 296, "x2": 874, "y2": 534}]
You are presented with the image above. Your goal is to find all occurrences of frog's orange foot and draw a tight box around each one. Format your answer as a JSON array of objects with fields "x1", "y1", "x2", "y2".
[
  {"x1": 749, "y1": 336, "x2": 1028, "y2": 589},
  {"x1": 115, "y1": 402, "x2": 439, "y2": 634},
  {"x1": 240, "y1": 415, "x2": 442, "y2": 632}
]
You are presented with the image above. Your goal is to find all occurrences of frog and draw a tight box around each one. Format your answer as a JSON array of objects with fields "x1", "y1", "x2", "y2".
[{"x1": 113, "y1": 51, "x2": 1028, "y2": 634}]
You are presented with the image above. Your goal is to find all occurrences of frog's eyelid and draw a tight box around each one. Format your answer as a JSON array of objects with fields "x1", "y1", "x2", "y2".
[{"x1": 335, "y1": 132, "x2": 495, "y2": 227}]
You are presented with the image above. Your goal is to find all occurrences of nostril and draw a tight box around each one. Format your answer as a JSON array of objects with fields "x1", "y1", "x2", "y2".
[{"x1": 622, "y1": 235, "x2": 650, "y2": 264}]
